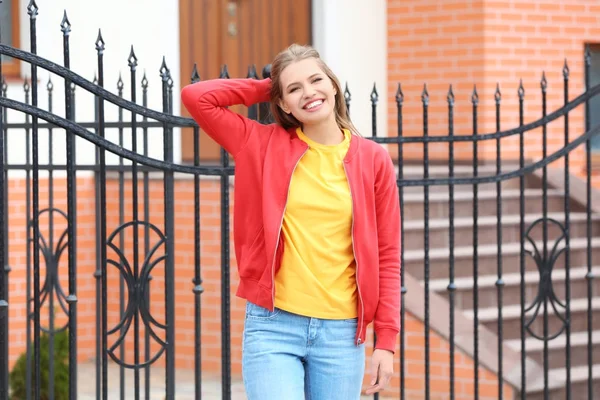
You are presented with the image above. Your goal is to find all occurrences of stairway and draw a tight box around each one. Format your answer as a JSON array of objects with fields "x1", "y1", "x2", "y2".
[{"x1": 400, "y1": 163, "x2": 600, "y2": 399}]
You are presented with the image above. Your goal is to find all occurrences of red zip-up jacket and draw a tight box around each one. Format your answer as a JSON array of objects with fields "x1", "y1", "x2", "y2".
[{"x1": 181, "y1": 78, "x2": 401, "y2": 352}]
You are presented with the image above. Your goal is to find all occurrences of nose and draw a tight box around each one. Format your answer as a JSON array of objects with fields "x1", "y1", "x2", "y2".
[{"x1": 303, "y1": 85, "x2": 317, "y2": 99}]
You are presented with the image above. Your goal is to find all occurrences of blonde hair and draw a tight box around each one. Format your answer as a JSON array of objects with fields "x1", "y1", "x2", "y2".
[{"x1": 269, "y1": 44, "x2": 359, "y2": 135}]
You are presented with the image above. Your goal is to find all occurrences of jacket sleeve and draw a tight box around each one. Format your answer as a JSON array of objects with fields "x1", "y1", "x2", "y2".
[
  {"x1": 180, "y1": 78, "x2": 272, "y2": 156},
  {"x1": 373, "y1": 151, "x2": 402, "y2": 353}
]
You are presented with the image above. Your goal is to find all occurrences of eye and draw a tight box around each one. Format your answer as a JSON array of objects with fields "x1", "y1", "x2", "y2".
[
  {"x1": 312, "y1": 77, "x2": 323, "y2": 83},
  {"x1": 288, "y1": 87, "x2": 299, "y2": 93}
]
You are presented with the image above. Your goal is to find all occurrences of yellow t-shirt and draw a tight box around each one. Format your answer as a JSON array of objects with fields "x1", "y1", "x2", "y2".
[{"x1": 274, "y1": 127, "x2": 358, "y2": 319}]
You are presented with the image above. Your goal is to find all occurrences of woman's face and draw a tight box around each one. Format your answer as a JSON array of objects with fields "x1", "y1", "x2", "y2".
[{"x1": 278, "y1": 58, "x2": 337, "y2": 126}]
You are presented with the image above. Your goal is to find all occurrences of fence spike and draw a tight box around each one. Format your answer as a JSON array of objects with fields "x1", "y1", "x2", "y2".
[
  {"x1": 27, "y1": 0, "x2": 39, "y2": 18},
  {"x1": 540, "y1": 71, "x2": 547, "y2": 92},
  {"x1": 344, "y1": 83, "x2": 351, "y2": 102},
  {"x1": 142, "y1": 71, "x2": 149, "y2": 89},
  {"x1": 128, "y1": 45, "x2": 138, "y2": 69},
  {"x1": 219, "y1": 64, "x2": 230, "y2": 79},
  {"x1": 191, "y1": 64, "x2": 200, "y2": 83},
  {"x1": 471, "y1": 84, "x2": 479, "y2": 105},
  {"x1": 421, "y1": 83, "x2": 429, "y2": 105},
  {"x1": 246, "y1": 65, "x2": 258, "y2": 79},
  {"x1": 447, "y1": 84, "x2": 454, "y2": 105},
  {"x1": 585, "y1": 44, "x2": 591, "y2": 66},
  {"x1": 117, "y1": 73, "x2": 124, "y2": 92},
  {"x1": 262, "y1": 64, "x2": 271, "y2": 79},
  {"x1": 95, "y1": 29, "x2": 105, "y2": 53},
  {"x1": 370, "y1": 83, "x2": 379, "y2": 104},
  {"x1": 495, "y1": 83, "x2": 501, "y2": 104},
  {"x1": 160, "y1": 57, "x2": 170, "y2": 81},
  {"x1": 395, "y1": 83, "x2": 404, "y2": 104},
  {"x1": 518, "y1": 79, "x2": 525, "y2": 99},
  {"x1": 60, "y1": 10, "x2": 71, "y2": 35},
  {"x1": 563, "y1": 59, "x2": 570, "y2": 79}
]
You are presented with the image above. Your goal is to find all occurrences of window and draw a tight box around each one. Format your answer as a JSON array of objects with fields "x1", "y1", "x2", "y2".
[{"x1": 0, "y1": 1, "x2": 21, "y2": 78}]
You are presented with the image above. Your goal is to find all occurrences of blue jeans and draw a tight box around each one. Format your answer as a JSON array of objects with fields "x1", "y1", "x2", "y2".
[{"x1": 242, "y1": 301, "x2": 366, "y2": 400}]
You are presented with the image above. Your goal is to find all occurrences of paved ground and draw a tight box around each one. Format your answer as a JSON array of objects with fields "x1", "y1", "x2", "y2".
[
  {"x1": 77, "y1": 362, "x2": 247, "y2": 400},
  {"x1": 76, "y1": 362, "x2": 384, "y2": 399}
]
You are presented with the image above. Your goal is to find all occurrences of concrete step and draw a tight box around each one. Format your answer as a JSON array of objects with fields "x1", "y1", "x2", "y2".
[
  {"x1": 401, "y1": 189, "x2": 573, "y2": 221},
  {"x1": 524, "y1": 363, "x2": 600, "y2": 400},
  {"x1": 463, "y1": 298, "x2": 600, "y2": 342},
  {"x1": 429, "y1": 266, "x2": 600, "y2": 309},
  {"x1": 404, "y1": 237, "x2": 600, "y2": 280},
  {"x1": 403, "y1": 212, "x2": 600, "y2": 248},
  {"x1": 506, "y1": 330, "x2": 600, "y2": 370}
]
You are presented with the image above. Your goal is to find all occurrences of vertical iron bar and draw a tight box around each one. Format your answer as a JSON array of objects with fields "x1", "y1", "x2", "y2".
[
  {"x1": 421, "y1": 84, "x2": 430, "y2": 400},
  {"x1": 96, "y1": 30, "x2": 108, "y2": 400},
  {"x1": 471, "y1": 86, "x2": 480, "y2": 400},
  {"x1": 0, "y1": 77, "x2": 7, "y2": 400},
  {"x1": 584, "y1": 45, "x2": 593, "y2": 400},
  {"x1": 219, "y1": 65, "x2": 232, "y2": 400},
  {"x1": 191, "y1": 65, "x2": 204, "y2": 400},
  {"x1": 370, "y1": 82, "x2": 379, "y2": 400},
  {"x1": 93, "y1": 71, "x2": 103, "y2": 400},
  {"x1": 24, "y1": 77, "x2": 32, "y2": 400},
  {"x1": 27, "y1": 4, "x2": 42, "y2": 398},
  {"x1": 129, "y1": 47, "x2": 141, "y2": 400},
  {"x1": 46, "y1": 77, "x2": 55, "y2": 400},
  {"x1": 246, "y1": 65, "x2": 258, "y2": 121},
  {"x1": 396, "y1": 84, "x2": 405, "y2": 400},
  {"x1": 541, "y1": 72, "x2": 550, "y2": 400},
  {"x1": 447, "y1": 85, "x2": 456, "y2": 400},
  {"x1": 141, "y1": 72, "x2": 151, "y2": 400},
  {"x1": 48, "y1": 78, "x2": 56, "y2": 400},
  {"x1": 563, "y1": 60, "x2": 572, "y2": 400},
  {"x1": 117, "y1": 74, "x2": 126, "y2": 400},
  {"x1": 518, "y1": 80, "x2": 526, "y2": 400},
  {"x1": 494, "y1": 84, "x2": 504, "y2": 400},
  {"x1": 160, "y1": 58, "x2": 175, "y2": 400},
  {"x1": 61, "y1": 12, "x2": 78, "y2": 399},
  {"x1": 371, "y1": 83, "x2": 378, "y2": 138},
  {"x1": 0, "y1": 29, "x2": 6, "y2": 400}
]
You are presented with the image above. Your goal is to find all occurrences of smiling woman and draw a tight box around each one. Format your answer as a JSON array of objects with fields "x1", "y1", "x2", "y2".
[
  {"x1": 181, "y1": 44, "x2": 401, "y2": 400},
  {"x1": 0, "y1": 1, "x2": 21, "y2": 78}
]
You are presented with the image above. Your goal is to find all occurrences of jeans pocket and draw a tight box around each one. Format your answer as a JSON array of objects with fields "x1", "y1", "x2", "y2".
[{"x1": 245, "y1": 301, "x2": 280, "y2": 320}]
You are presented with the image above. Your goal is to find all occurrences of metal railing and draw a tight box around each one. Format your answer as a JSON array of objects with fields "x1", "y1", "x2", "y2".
[{"x1": 0, "y1": 2, "x2": 598, "y2": 400}]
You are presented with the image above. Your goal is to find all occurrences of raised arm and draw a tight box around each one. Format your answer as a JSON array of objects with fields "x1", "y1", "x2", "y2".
[{"x1": 181, "y1": 78, "x2": 272, "y2": 156}]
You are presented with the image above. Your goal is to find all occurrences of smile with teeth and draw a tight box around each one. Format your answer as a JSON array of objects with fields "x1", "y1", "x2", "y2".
[{"x1": 304, "y1": 99, "x2": 323, "y2": 110}]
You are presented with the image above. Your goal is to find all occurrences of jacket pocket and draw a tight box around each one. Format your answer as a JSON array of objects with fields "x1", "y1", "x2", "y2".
[{"x1": 238, "y1": 226, "x2": 267, "y2": 281}]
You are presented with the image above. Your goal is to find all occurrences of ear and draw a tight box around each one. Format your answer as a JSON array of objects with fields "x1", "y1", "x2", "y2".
[{"x1": 279, "y1": 100, "x2": 291, "y2": 114}]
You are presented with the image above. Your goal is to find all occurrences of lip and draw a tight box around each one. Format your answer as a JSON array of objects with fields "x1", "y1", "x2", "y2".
[{"x1": 302, "y1": 98, "x2": 325, "y2": 111}]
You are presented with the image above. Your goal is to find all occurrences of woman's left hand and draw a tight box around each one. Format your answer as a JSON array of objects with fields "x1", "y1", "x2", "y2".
[{"x1": 364, "y1": 349, "x2": 394, "y2": 395}]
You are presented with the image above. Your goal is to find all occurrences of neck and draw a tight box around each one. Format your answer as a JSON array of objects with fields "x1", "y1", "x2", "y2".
[{"x1": 302, "y1": 116, "x2": 344, "y2": 145}]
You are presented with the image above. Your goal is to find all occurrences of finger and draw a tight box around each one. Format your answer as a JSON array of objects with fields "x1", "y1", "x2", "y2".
[
  {"x1": 365, "y1": 384, "x2": 383, "y2": 395},
  {"x1": 370, "y1": 362, "x2": 380, "y2": 386}
]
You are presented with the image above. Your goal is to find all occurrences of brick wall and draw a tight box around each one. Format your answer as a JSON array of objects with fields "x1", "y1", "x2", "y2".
[{"x1": 387, "y1": 0, "x2": 599, "y2": 188}]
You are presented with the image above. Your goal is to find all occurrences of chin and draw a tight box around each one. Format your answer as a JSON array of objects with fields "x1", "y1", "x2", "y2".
[{"x1": 295, "y1": 109, "x2": 334, "y2": 126}]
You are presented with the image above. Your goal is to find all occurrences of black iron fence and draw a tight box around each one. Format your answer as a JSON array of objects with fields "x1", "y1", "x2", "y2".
[{"x1": 0, "y1": 2, "x2": 599, "y2": 400}]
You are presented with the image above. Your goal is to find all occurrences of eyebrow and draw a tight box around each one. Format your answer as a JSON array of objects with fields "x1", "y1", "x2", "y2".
[{"x1": 286, "y1": 73, "x2": 322, "y2": 90}]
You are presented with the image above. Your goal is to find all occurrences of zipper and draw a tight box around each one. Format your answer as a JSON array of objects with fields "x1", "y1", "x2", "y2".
[
  {"x1": 270, "y1": 148, "x2": 308, "y2": 309},
  {"x1": 343, "y1": 161, "x2": 364, "y2": 345}
]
